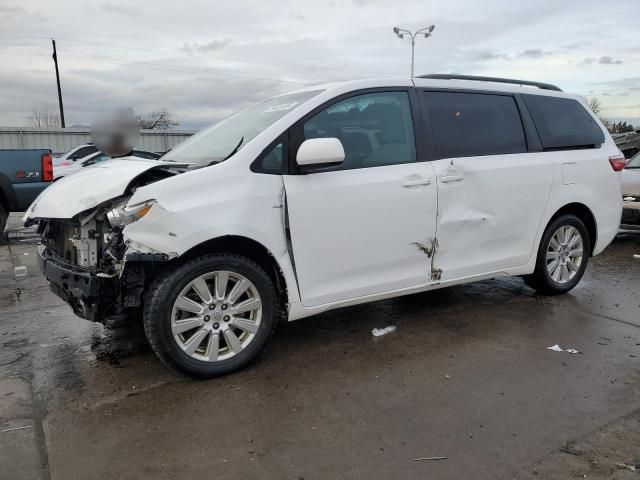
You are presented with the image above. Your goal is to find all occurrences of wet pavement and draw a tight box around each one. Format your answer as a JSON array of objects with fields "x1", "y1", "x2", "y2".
[{"x1": 1, "y1": 212, "x2": 639, "y2": 480}]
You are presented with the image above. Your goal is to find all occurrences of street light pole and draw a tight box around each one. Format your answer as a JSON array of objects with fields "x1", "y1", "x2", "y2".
[{"x1": 393, "y1": 25, "x2": 435, "y2": 78}]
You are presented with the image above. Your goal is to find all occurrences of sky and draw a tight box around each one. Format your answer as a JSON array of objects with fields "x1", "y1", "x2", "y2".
[{"x1": 0, "y1": 0, "x2": 639, "y2": 129}]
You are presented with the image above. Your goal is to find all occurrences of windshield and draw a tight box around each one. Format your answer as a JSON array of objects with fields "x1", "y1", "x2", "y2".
[
  {"x1": 626, "y1": 152, "x2": 640, "y2": 168},
  {"x1": 163, "y1": 90, "x2": 322, "y2": 164}
]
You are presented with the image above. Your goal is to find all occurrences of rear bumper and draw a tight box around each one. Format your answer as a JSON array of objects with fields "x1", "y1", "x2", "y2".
[
  {"x1": 621, "y1": 201, "x2": 640, "y2": 231},
  {"x1": 37, "y1": 245, "x2": 116, "y2": 321}
]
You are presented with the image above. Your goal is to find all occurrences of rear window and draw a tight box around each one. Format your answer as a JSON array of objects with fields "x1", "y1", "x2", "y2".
[
  {"x1": 424, "y1": 91, "x2": 527, "y2": 159},
  {"x1": 522, "y1": 94, "x2": 604, "y2": 150}
]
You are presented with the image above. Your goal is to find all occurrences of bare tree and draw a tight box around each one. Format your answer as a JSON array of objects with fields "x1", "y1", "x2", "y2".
[
  {"x1": 136, "y1": 108, "x2": 179, "y2": 130},
  {"x1": 28, "y1": 104, "x2": 61, "y2": 128},
  {"x1": 585, "y1": 96, "x2": 602, "y2": 116}
]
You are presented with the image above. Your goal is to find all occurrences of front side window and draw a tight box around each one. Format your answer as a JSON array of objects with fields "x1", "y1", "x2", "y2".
[
  {"x1": 301, "y1": 91, "x2": 416, "y2": 170},
  {"x1": 522, "y1": 94, "x2": 605, "y2": 150},
  {"x1": 163, "y1": 90, "x2": 322, "y2": 165},
  {"x1": 424, "y1": 91, "x2": 527, "y2": 159}
]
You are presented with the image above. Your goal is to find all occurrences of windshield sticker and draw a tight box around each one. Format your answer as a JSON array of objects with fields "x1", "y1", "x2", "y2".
[{"x1": 263, "y1": 102, "x2": 299, "y2": 113}]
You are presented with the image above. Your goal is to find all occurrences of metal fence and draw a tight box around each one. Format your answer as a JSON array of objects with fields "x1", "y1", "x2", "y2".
[{"x1": 0, "y1": 127, "x2": 196, "y2": 155}]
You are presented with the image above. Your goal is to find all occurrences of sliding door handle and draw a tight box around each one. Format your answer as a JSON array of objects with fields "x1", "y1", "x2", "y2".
[{"x1": 402, "y1": 178, "x2": 432, "y2": 188}]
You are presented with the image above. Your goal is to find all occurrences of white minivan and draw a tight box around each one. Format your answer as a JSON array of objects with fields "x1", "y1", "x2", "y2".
[{"x1": 25, "y1": 75, "x2": 623, "y2": 377}]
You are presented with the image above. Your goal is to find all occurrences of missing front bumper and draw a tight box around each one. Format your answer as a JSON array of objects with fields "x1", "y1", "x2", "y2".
[{"x1": 37, "y1": 245, "x2": 116, "y2": 321}]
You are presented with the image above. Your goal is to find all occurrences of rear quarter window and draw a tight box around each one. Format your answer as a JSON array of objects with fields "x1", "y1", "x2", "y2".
[{"x1": 522, "y1": 95, "x2": 605, "y2": 150}]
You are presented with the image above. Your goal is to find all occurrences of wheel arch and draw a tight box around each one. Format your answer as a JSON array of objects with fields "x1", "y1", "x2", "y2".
[
  {"x1": 546, "y1": 202, "x2": 597, "y2": 256},
  {"x1": 178, "y1": 235, "x2": 290, "y2": 313}
]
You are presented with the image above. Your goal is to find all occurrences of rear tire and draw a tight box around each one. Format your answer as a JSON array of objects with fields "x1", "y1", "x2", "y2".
[
  {"x1": 143, "y1": 253, "x2": 277, "y2": 378},
  {"x1": 523, "y1": 214, "x2": 590, "y2": 294}
]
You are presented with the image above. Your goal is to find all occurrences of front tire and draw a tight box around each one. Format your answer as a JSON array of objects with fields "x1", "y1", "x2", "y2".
[
  {"x1": 143, "y1": 253, "x2": 277, "y2": 378},
  {"x1": 524, "y1": 214, "x2": 590, "y2": 294}
]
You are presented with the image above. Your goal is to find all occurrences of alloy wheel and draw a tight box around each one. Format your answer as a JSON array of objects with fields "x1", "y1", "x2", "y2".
[
  {"x1": 546, "y1": 225, "x2": 584, "y2": 284},
  {"x1": 171, "y1": 271, "x2": 262, "y2": 362}
]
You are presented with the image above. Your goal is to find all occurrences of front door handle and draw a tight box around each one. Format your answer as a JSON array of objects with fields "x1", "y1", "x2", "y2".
[
  {"x1": 402, "y1": 178, "x2": 432, "y2": 188},
  {"x1": 440, "y1": 173, "x2": 464, "y2": 184}
]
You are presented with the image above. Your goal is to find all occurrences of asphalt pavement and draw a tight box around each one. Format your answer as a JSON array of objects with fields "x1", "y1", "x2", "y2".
[{"x1": 1, "y1": 213, "x2": 639, "y2": 480}]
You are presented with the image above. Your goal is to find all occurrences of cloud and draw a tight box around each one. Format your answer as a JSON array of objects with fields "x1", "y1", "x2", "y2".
[
  {"x1": 598, "y1": 55, "x2": 622, "y2": 65},
  {"x1": 180, "y1": 40, "x2": 230, "y2": 55},
  {"x1": 518, "y1": 49, "x2": 552, "y2": 59},
  {"x1": 0, "y1": 4, "x2": 27, "y2": 16},
  {"x1": 468, "y1": 49, "x2": 509, "y2": 62},
  {"x1": 100, "y1": 2, "x2": 140, "y2": 16}
]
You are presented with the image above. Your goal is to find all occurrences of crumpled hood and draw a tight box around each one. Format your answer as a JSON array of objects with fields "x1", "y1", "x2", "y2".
[
  {"x1": 621, "y1": 168, "x2": 640, "y2": 197},
  {"x1": 24, "y1": 158, "x2": 184, "y2": 220}
]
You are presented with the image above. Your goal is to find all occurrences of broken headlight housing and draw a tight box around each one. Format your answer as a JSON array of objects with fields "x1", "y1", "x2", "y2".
[{"x1": 107, "y1": 199, "x2": 156, "y2": 228}]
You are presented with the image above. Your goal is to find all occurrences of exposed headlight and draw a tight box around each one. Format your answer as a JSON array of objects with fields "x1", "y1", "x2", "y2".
[{"x1": 107, "y1": 200, "x2": 156, "y2": 227}]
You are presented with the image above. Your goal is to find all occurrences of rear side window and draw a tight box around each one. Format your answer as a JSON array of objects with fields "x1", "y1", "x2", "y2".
[
  {"x1": 424, "y1": 91, "x2": 527, "y2": 159},
  {"x1": 70, "y1": 145, "x2": 98, "y2": 159},
  {"x1": 522, "y1": 95, "x2": 605, "y2": 150}
]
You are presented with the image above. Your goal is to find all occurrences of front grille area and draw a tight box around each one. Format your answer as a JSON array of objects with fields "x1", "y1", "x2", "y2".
[{"x1": 39, "y1": 219, "x2": 80, "y2": 265}]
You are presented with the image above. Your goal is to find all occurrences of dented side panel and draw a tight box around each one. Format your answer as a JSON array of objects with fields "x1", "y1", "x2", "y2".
[{"x1": 431, "y1": 153, "x2": 553, "y2": 281}]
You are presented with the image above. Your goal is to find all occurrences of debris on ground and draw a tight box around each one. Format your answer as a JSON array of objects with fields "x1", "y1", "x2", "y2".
[
  {"x1": 372, "y1": 326, "x2": 397, "y2": 337},
  {"x1": 559, "y1": 441, "x2": 583, "y2": 456},
  {"x1": 1, "y1": 425, "x2": 32, "y2": 433},
  {"x1": 616, "y1": 462, "x2": 638, "y2": 472},
  {"x1": 547, "y1": 345, "x2": 581, "y2": 354},
  {"x1": 413, "y1": 456, "x2": 447, "y2": 462},
  {"x1": 13, "y1": 266, "x2": 27, "y2": 277}
]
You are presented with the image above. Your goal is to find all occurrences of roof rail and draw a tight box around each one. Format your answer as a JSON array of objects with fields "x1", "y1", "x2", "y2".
[{"x1": 417, "y1": 74, "x2": 563, "y2": 92}]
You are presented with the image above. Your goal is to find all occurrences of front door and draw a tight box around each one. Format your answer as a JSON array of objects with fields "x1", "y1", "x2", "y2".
[{"x1": 284, "y1": 90, "x2": 438, "y2": 307}]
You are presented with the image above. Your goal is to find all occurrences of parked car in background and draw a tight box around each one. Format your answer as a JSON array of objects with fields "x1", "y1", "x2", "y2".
[
  {"x1": 54, "y1": 150, "x2": 161, "y2": 180},
  {"x1": 620, "y1": 151, "x2": 640, "y2": 231},
  {"x1": 53, "y1": 143, "x2": 99, "y2": 167},
  {"x1": 26, "y1": 75, "x2": 622, "y2": 378},
  {"x1": 0, "y1": 149, "x2": 53, "y2": 234}
]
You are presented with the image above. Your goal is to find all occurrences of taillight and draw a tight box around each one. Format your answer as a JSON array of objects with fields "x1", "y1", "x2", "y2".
[
  {"x1": 609, "y1": 155, "x2": 626, "y2": 172},
  {"x1": 41, "y1": 152, "x2": 53, "y2": 181}
]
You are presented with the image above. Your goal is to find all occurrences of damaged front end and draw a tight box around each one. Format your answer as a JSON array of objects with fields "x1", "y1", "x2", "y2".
[
  {"x1": 37, "y1": 198, "x2": 169, "y2": 322},
  {"x1": 32, "y1": 163, "x2": 184, "y2": 323}
]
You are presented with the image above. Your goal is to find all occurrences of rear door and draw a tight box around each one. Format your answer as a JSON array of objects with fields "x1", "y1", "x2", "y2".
[
  {"x1": 419, "y1": 90, "x2": 553, "y2": 281},
  {"x1": 283, "y1": 90, "x2": 438, "y2": 307}
]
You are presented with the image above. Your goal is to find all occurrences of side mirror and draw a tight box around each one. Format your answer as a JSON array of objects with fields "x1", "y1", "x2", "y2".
[{"x1": 296, "y1": 138, "x2": 345, "y2": 166}]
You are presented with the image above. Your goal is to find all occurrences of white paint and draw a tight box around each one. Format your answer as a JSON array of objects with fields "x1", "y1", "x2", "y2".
[
  {"x1": 23, "y1": 158, "x2": 179, "y2": 220},
  {"x1": 296, "y1": 138, "x2": 345, "y2": 166},
  {"x1": 25, "y1": 77, "x2": 623, "y2": 322},
  {"x1": 620, "y1": 159, "x2": 640, "y2": 197},
  {"x1": 283, "y1": 162, "x2": 437, "y2": 306},
  {"x1": 431, "y1": 152, "x2": 553, "y2": 281}
]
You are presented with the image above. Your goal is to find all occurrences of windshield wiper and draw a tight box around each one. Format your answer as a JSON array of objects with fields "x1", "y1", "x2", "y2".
[
  {"x1": 206, "y1": 137, "x2": 244, "y2": 166},
  {"x1": 223, "y1": 137, "x2": 244, "y2": 161}
]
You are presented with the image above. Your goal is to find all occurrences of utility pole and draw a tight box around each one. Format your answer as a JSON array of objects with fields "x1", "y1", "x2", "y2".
[{"x1": 51, "y1": 39, "x2": 65, "y2": 128}]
